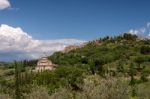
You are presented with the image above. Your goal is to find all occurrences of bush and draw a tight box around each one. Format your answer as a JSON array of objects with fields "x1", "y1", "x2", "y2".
[
  {"x1": 4, "y1": 70, "x2": 14, "y2": 76},
  {"x1": 79, "y1": 77, "x2": 131, "y2": 99},
  {"x1": 136, "y1": 82, "x2": 150, "y2": 99},
  {"x1": 49, "y1": 88, "x2": 73, "y2": 99},
  {"x1": 141, "y1": 46, "x2": 150, "y2": 54},
  {"x1": 55, "y1": 66, "x2": 84, "y2": 90},
  {"x1": 34, "y1": 66, "x2": 85, "y2": 94},
  {"x1": 50, "y1": 76, "x2": 131, "y2": 99},
  {"x1": 24, "y1": 86, "x2": 50, "y2": 99},
  {"x1": 0, "y1": 94, "x2": 11, "y2": 99}
]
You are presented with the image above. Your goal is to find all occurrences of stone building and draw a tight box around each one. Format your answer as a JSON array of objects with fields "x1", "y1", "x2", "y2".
[
  {"x1": 62, "y1": 44, "x2": 85, "y2": 53},
  {"x1": 63, "y1": 45, "x2": 79, "y2": 53},
  {"x1": 35, "y1": 57, "x2": 56, "y2": 71}
]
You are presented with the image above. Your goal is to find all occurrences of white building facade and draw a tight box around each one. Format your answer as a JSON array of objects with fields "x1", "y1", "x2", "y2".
[{"x1": 35, "y1": 57, "x2": 56, "y2": 71}]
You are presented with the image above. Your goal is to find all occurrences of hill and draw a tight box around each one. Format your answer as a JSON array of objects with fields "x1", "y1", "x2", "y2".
[
  {"x1": 0, "y1": 33, "x2": 150, "y2": 99},
  {"x1": 50, "y1": 33, "x2": 150, "y2": 77}
]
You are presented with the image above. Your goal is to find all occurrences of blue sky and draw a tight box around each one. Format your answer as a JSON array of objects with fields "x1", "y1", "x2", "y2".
[
  {"x1": 0, "y1": 0, "x2": 150, "y2": 40},
  {"x1": 0, "y1": 0, "x2": 150, "y2": 61}
]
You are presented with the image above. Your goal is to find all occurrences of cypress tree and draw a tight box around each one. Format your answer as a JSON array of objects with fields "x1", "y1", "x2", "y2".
[
  {"x1": 129, "y1": 62, "x2": 137, "y2": 97},
  {"x1": 14, "y1": 61, "x2": 21, "y2": 99}
]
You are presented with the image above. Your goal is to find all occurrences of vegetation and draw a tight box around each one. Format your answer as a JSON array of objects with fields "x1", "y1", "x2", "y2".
[{"x1": 0, "y1": 33, "x2": 150, "y2": 99}]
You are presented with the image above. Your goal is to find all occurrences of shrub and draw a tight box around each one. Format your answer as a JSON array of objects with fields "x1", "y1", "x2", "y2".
[
  {"x1": 24, "y1": 86, "x2": 50, "y2": 99},
  {"x1": 50, "y1": 76, "x2": 132, "y2": 99},
  {"x1": 55, "y1": 66, "x2": 84, "y2": 90},
  {"x1": 0, "y1": 94, "x2": 11, "y2": 99},
  {"x1": 136, "y1": 82, "x2": 150, "y2": 99},
  {"x1": 141, "y1": 46, "x2": 150, "y2": 54},
  {"x1": 4, "y1": 70, "x2": 14, "y2": 76},
  {"x1": 78, "y1": 77, "x2": 131, "y2": 99},
  {"x1": 49, "y1": 88, "x2": 73, "y2": 99}
]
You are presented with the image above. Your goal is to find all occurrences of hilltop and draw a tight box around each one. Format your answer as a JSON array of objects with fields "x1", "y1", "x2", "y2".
[{"x1": 50, "y1": 33, "x2": 150, "y2": 76}]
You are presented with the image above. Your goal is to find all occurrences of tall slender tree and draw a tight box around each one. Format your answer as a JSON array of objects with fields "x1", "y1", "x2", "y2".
[{"x1": 14, "y1": 61, "x2": 21, "y2": 99}]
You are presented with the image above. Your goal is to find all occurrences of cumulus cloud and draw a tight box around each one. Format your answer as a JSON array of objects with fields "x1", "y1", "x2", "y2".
[
  {"x1": 0, "y1": 24, "x2": 85, "y2": 61},
  {"x1": 129, "y1": 28, "x2": 146, "y2": 35},
  {"x1": 129, "y1": 22, "x2": 150, "y2": 38},
  {"x1": 0, "y1": 0, "x2": 11, "y2": 10}
]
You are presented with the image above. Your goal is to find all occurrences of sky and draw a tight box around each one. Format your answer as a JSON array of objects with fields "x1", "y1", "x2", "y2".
[{"x1": 0, "y1": 0, "x2": 150, "y2": 61}]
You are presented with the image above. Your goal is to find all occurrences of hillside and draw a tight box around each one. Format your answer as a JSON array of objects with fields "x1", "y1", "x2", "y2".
[
  {"x1": 50, "y1": 33, "x2": 150, "y2": 77},
  {"x1": 0, "y1": 33, "x2": 150, "y2": 99}
]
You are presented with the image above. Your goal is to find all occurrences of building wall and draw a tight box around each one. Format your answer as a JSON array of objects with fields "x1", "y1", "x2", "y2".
[
  {"x1": 35, "y1": 57, "x2": 55, "y2": 71},
  {"x1": 38, "y1": 62, "x2": 51, "y2": 66},
  {"x1": 35, "y1": 66, "x2": 53, "y2": 71}
]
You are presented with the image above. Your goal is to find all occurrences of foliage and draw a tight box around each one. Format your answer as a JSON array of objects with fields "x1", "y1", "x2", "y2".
[
  {"x1": 50, "y1": 76, "x2": 131, "y2": 99},
  {"x1": 136, "y1": 82, "x2": 150, "y2": 99},
  {"x1": 122, "y1": 33, "x2": 138, "y2": 41},
  {"x1": 141, "y1": 46, "x2": 150, "y2": 54},
  {"x1": 14, "y1": 61, "x2": 22, "y2": 99},
  {"x1": 23, "y1": 86, "x2": 51, "y2": 99},
  {"x1": 0, "y1": 33, "x2": 150, "y2": 99}
]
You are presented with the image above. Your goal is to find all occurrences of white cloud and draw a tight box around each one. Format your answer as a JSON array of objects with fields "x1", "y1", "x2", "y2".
[
  {"x1": 148, "y1": 33, "x2": 150, "y2": 38},
  {"x1": 129, "y1": 28, "x2": 145, "y2": 35},
  {"x1": 129, "y1": 29, "x2": 139, "y2": 35},
  {"x1": 147, "y1": 22, "x2": 150, "y2": 28},
  {"x1": 0, "y1": 24, "x2": 86, "y2": 61},
  {"x1": 129, "y1": 22, "x2": 150, "y2": 38},
  {"x1": 0, "y1": 0, "x2": 11, "y2": 10}
]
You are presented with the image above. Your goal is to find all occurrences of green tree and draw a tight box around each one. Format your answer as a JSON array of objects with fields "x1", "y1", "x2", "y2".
[
  {"x1": 129, "y1": 63, "x2": 136, "y2": 86},
  {"x1": 141, "y1": 46, "x2": 150, "y2": 54},
  {"x1": 123, "y1": 33, "x2": 137, "y2": 41},
  {"x1": 134, "y1": 55, "x2": 147, "y2": 71},
  {"x1": 140, "y1": 66, "x2": 148, "y2": 82},
  {"x1": 129, "y1": 63, "x2": 137, "y2": 97},
  {"x1": 117, "y1": 60, "x2": 124, "y2": 73},
  {"x1": 55, "y1": 66, "x2": 84, "y2": 90},
  {"x1": 14, "y1": 61, "x2": 21, "y2": 99}
]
